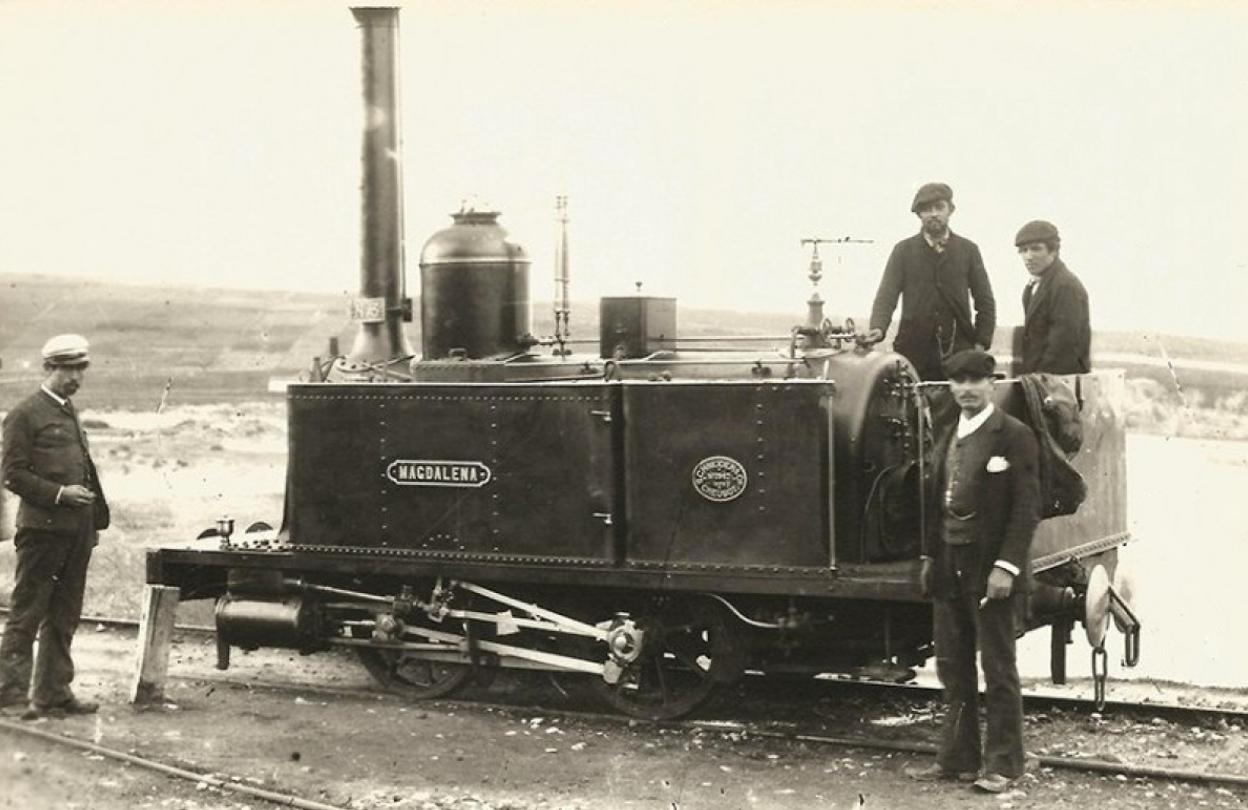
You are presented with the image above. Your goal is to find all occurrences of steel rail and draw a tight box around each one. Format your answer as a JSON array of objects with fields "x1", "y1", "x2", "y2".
[
  {"x1": 723, "y1": 724, "x2": 1248, "y2": 789},
  {"x1": 0, "y1": 717, "x2": 349, "y2": 810},
  {"x1": 812, "y1": 675, "x2": 1248, "y2": 725}
]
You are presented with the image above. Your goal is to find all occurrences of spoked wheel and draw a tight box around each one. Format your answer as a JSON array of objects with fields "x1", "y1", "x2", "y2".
[
  {"x1": 591, "y1": 596, "x2": 743, "y2": 720},
  {"x1": 356, "y1": 648, "x2": 473, "y2": 700}
]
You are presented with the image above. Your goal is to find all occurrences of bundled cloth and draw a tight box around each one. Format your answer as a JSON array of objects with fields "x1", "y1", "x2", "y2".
[{"x1": 1019, "y1": 373, "x2": 1087, "y2": 518}]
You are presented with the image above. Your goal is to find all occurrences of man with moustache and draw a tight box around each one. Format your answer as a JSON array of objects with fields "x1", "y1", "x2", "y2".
[
  {"x1": 907, "y1": 348, "x2": 1040, "y2": 794},
  {"x1": 867, "y1": 182, "x2": 997, "y2": 381},
  {"x1": 1015, "y1": 220, "x2": 1091, "y2": 374},
  {"x1": 0, "y1": 334, "x2": 108, "y2": 719}
]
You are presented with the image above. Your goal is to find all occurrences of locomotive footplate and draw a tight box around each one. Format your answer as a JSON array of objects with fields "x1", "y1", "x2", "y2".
[{"x1": 145, "y1": 543, "x2": 924, "y2": 602}]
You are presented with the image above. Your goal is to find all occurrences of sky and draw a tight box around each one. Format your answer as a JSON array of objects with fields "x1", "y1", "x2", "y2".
[{"x1": 2, "y1": 0, "x2": 1246, "y2": 341}]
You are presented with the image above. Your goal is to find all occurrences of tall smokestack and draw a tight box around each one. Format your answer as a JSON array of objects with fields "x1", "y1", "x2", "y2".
[{"x1": 343, "y1": 6, "x2": 414, "y2": 371}]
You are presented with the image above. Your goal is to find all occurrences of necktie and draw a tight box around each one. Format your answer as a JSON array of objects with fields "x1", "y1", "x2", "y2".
[
  {"x1": 63, "y1": 398, "x2": 80, "y2": 432},
  {"x1": 63, "y1": 399, "x2": 95, "y2": 485}
]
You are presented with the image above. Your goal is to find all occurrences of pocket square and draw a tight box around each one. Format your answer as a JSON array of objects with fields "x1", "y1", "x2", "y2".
[{"x1": 986, "y1": 456, "x2": 1010, "y2": 473}]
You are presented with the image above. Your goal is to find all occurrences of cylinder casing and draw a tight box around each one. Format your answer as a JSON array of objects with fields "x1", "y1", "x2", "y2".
[{"x1": 215, "y1": 596, "x2": 323, "y2": 651}]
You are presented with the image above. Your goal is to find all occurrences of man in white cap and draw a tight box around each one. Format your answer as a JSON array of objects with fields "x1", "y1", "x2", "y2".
[{"x1": 0, "y1": 334, "x2": 108, "y2": 719}]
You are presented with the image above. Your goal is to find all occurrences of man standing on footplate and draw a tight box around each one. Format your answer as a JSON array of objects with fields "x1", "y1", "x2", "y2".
[
  {"x1": 0, "y1": 334, "x2": 108, "y2": 719},
  {"x1": 867, "y1": 182, "x2": 996, "y2": 381},
  {"x1": 1015, "y1": 219, "x2": 1091, "y2": 375},
  {"x1": 908, "y1": 348, "x2": 1040, "y2": 794}
]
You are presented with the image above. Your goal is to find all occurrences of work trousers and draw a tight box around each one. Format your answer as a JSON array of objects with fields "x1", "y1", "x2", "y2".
[
  {"x1": 0, "y1": 525, "x2": 95, "y2": 706},
  {"x1": 932, "y1": 548, "x2": 1025, "y2": 779}
]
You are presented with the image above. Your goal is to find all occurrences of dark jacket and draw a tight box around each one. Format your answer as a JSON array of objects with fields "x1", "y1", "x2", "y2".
[
  {"x1": 2, "y1": 389, "x2": 109, "y2": 534},
  {"x1": 1019, "y1": 374, "x2": 1087, "y2": 518},
  {"x1": 870, "y1": 232, "x2": 996, "y2": 381},
  {"x1": 1020, "y1": 258, "x2": 1090, "y2": 375},
  {"x1": 924, "y1": 407, "x2": 1040, "y2": 599}
]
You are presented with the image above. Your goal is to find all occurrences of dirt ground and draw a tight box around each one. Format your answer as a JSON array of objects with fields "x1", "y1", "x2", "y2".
[{"x1": 0, "y1": 626, "x2": 1246, "y2": 810}]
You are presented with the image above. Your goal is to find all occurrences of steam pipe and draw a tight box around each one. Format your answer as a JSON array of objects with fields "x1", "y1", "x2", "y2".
[
  {"x1": 343, "y1": 6, "x2": 414, "y2": 370},
  {"x1": 553, "y1": 196, "x2": 571, "y2": 354}
]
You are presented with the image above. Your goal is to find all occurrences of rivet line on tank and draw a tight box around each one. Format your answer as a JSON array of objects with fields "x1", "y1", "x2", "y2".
[{"x1": 298, "y1": 394, "x2": 598, "y2": 403}]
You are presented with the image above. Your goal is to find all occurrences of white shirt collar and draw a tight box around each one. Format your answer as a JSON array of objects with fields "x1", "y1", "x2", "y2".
[
  {"x1": 40, "y1": 383, "x2": 67, "y2": 407},
  {"x1": 956, "y1": 402, "x2": 994, "y2": 439},
  {"x1": 923, "y1": 230, "x2": 951, "y2": 250}
]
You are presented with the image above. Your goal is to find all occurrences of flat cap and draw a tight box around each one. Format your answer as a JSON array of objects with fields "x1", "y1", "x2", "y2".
[
  {"x1": 41, "y1": 334, "x2": 90, "y2": 366},
  {"x1": 1015, "y1": 219, "x2": 1060, "y2": 247},
  {"x1": 943, "y1": 347, "x2": 995, "y2": 380},
  {"x1": 911, "y1": 182, "x2": 953, "y2": 213}
]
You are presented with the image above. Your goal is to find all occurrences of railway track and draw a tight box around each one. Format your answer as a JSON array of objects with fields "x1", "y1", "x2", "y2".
[
  {"x1": 3, "y1": 665, "x2": 1247, "y2": 808},
  {"x1": 0, "y1": 714, "x2": 347, "y2": 810},
  {"x1": 2, "y1": 608, "x2": 1246, "y2": 805},
  {"x1": 159, "y1": 670, "x2": 1248, "y2": 789},
  {"x1": 51, "y1": 608, "x2": 1248, "y2": 725}
]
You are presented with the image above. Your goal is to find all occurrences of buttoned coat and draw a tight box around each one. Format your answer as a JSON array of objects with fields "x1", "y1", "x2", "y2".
[
  {"x1": 869, "y1": 232, "x2": 997, "y2": 381},
  {"x1": 1020, "y1": 258, "x2": 1090, "y2": 375},
  {"x1": 923, "y1": 407, "x2": 1040, "y2": 600},
  {"x1": 2, "y1": 390, "x2": 109, "y2": 535}
]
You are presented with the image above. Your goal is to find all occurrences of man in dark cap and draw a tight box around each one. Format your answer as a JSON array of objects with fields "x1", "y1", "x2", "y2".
[
  {"x1": 907, "y1": 348, "x2": 1040, "y2": 794},
  {"x1": 0, "y1": 334, "x2": 108, "y2": 719},
  {"x1": 868, "y1": 183, "x2": 997, "y2": 381},
  {"x1": 1016, "y1": 220, "x2": 1091, "y2": 374}
]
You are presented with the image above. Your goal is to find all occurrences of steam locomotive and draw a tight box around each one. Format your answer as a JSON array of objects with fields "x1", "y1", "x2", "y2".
[{"x1": 143, "y1": 7, "x2": 1137, "y2": 720}]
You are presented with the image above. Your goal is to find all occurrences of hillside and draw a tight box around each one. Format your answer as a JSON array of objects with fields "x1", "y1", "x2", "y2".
[
  {"x1": 2, "y1": 272, "x2": 1247, "y2": 432},
  {"x1": 0, "y1": 274, "x2": 348, "y2": 408}
]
